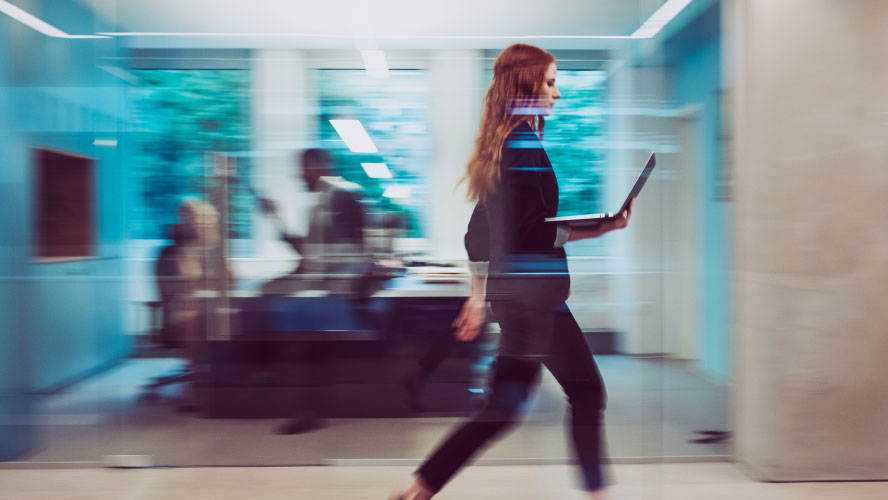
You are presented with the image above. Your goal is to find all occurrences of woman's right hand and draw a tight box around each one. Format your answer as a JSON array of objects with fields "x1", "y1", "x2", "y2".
[
  {"x1": 568, "y1": 198, "x2": 635, "y2": 242},
  {"x1": 609, "y1": 197, "x2": 635, "y2": 230},
  {"x1": 453, "y1": 295, "x2": 486, "y2": 342}
]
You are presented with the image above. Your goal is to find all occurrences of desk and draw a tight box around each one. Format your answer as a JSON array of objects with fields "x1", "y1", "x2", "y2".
[
  {"x1": 195, "y1": 274, "x2": 491, "y2": 418},
  {"x1": 194, "y1": 275, "x2": 469, "y2": 298}
]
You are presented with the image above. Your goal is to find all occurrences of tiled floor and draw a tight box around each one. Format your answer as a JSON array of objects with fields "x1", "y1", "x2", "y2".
[
  {"x1": 16, "y1": 356, "x2": 729, "y2": 466},
  {"x1": 2, "y1": 463, "x2": 887, "y2": 500}
]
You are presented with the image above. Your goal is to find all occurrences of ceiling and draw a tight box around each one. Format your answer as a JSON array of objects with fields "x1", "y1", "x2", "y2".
[{"x1": 73, "y1": 0, "x2": 668, "y2": 49}]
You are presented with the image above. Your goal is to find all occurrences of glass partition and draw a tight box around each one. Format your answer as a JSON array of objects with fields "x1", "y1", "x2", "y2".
[{"x1": 5, "y1": 49, "x2": 729, "y2": 471}]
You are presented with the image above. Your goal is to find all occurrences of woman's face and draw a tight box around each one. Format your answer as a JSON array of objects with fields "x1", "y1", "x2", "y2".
[{"x1": 538, "y1": 62, "x2": 561, "y2": 115}]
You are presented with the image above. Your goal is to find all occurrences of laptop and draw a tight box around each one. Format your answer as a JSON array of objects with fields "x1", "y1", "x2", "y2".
[{"x1": 545, "y1": 152, "x2": 656, "y2": 227}]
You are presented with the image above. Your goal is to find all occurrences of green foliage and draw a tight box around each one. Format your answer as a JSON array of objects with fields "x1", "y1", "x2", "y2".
[
  {"x1": 130, "y1": 70, "x2": 252, "y2": 239},
  {"x1": 315, "y1": 70, "x2": 432, "y2": 238},
  {"x1": 128, "y1": 68, "x2": 605, "y2": 244},
  {"x1": 543, "y1": 71, "x2": 608, "y2": 216}
]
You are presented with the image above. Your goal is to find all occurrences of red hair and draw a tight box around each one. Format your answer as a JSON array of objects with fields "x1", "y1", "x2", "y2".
[{"x1": 461, "y1": 44, "x2": 555, "y2": 202}]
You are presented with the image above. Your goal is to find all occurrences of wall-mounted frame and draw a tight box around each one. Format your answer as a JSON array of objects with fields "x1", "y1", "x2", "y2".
[{"x1": 32, "y1": 148, "x2": 95, "y2": 262}]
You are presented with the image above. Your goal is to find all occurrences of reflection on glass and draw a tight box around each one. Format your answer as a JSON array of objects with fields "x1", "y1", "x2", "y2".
[
  {"x1": 130, "y1": 70, "x2": 252, "y2": 240},
  {"x1": 314, "y1": 69, "x2": 432, "y2": 238},
  {"x1": 544, "y1": 70, "x2": 608, "y2": 217}
]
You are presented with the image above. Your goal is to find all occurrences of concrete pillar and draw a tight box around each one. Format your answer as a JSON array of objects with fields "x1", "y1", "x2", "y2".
[{"x1": 729, "y1": 0, "x2": 888, "y2": 480}]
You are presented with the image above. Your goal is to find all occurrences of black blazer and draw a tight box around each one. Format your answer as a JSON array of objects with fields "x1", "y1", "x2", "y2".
[{"x1": 465, "y1": 122, "x2": 570, "y2": 306}]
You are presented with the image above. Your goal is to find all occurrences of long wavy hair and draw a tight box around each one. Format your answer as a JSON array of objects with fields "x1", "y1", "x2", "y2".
[{"x1": 461, "y1": 44, "x2": 555, "y2": 202}]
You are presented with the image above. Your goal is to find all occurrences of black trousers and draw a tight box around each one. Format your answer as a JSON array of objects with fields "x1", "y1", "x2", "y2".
[{"x1": 416, "y1": 303, "x2": 608, "y2": 492}]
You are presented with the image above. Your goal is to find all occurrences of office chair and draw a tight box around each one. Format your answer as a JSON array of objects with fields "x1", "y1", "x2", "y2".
[{"x1": 139, "y1": 226, "x2": 195, "y2": 402}]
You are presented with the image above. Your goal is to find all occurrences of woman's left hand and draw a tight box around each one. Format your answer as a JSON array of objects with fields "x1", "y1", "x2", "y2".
[{"x1": 453, "y1": 295, "x2": 486, "y2": 342}]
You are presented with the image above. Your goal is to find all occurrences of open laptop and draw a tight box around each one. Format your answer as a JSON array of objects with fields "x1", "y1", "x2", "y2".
[{"x1": 545, "y1": 152, "x2": 656, "y2": 226}]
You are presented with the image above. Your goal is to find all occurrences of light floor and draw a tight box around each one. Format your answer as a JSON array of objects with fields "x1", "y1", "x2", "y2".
[
  {"x1": 2, "y1": 463, "x2": 887, "y2": 500},
  {"x1": 17, "y1": 355, "x2": 729, "y2": 466}
]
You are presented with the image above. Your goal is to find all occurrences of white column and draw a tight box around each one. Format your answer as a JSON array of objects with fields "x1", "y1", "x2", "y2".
[
  {"x1": 605, "y1": 61, "x2": 674, "y2": 355},
  {"x1": 249, "y1": 49, "x2": 312, "y2": 269},
  {"x1": 427, "y1": 50, "x2": 484, "y2": 261}
]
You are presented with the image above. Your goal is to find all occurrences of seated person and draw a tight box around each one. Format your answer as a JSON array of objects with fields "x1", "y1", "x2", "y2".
[{"x1": 154, "y1": 198, "x2": 226, "y2": 409}]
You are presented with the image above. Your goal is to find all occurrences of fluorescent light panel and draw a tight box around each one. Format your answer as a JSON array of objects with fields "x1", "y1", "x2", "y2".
[
  {"x1": 99, "y1": 32, "x2": 633, "y2": 39},
  {"x1": 361, "y1": 50, "x2": 389, "y2": 79},
  {"x1": 361, "y1": 163, "x2": 392, "y2": 179},
  {"x1": 382, "y1": 186, "x2": 412, "y2": 199},
  {"x1": 631, "y1": 0, "x2": 693, "y2": 39},
  {"x1": 0, "y1": 0, "x2": 107, "y2": 38},
  {"x1": 93, "y1": 139, "x2": 118, "y2": 147},
  {"x1": 329, "y1": 120, "x2": 378, "y2": 153},
  {"x1": 92, "y1": 1, "x2": 689, "y2": 41}
]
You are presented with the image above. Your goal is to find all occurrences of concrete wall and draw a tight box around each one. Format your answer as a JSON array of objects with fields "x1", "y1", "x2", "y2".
[{"x1": 729, "y1": 0, "x2": 888, "y2": 480}]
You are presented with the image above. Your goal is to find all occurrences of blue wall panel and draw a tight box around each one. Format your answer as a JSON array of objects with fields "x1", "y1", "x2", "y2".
[
  {"x1": 666, "y1": 1, "x2": 732, "y2": 382},
  {"x1": 0, "y1": 0, "x2": 129, "y2": 460}
]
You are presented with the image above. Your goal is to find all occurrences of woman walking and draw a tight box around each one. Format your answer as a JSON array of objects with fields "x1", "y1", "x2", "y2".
[{"x1": 391, "y1": 43, "x2": 633, "y2": 500}]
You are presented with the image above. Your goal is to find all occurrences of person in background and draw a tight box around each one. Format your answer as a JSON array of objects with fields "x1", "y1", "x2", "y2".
[
  {"x1": 256, "y1": 148, "x2": 370, "y2": 434},
  {"x1": 389, "y1": 44, "x2": 634, "y2": 500},
  {"x1": 155, "y1": 198, "x2": 225, "y2": 410},
  {"x1": 258, "y1": 148, "x2": 367, "y2": 295}
]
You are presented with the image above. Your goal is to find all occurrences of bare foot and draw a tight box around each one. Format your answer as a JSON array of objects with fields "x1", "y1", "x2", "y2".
[
  {"x1": 391, "y1": 477, "x2": 434, "y2": 500},
  {"x1": 588, "y1": 488, "x2": 610, "y2": 500}
]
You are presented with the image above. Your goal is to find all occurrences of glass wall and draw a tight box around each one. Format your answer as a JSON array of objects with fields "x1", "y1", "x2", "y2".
[
  {"x1": 537, "y1": 69, "x2": 609, "y2": 256},
  {"x1": 314, "y1": 69, "x2": 433, "y2": 238},
  {"x1": 5, "y1": 46, "x2": 728, "y2": 470},
  {"x1": 129, "y1": 69, "x2": 252, "y2": 241}
]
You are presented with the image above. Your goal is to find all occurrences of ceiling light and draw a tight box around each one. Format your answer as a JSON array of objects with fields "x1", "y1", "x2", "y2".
[
  {"x1": 361, "y1": 50, "x2": 390, "y2": 79},
  {"x1": 329, "y1": 120, "x2": 379, "y2": 153},
  {"x1": 382, "y1": 186, "x2": 412, "y2": 199},
  {"x1": 98, "y1": 32, "x2": 633, "y2": 40},
  {"x1": 631, "y1": 0, "x2": 693, "y2": 39},
  {"x1": 93, "y1": 139, "x2": 118, "y2": 147},
  {"x1": 361, "y1": 163, "x2": 392, "y2": 179},
  {"x1": 0, "y1": 0, "x2": 107, "y2": 38}
]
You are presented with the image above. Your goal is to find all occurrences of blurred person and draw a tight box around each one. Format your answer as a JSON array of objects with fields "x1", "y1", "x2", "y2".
[
  {"x1": 402, "y1": 330, "x2": 460, "y2": 412},
  {"x1": 258, "y1": 148, "x2": 368, "y2": 296},
  {"x1": 256, "y1": 148, "x2": 371, "y2": 434},
  {"x1": 389, "y1": 44, "x2": 634, "y2": 500},
  {"x1": 154, "y1": 198, "x2": 225, "y2": 410}
]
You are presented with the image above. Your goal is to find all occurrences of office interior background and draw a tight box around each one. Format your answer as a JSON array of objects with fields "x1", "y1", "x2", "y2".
[{"x1": 1, "y1": 0, "x2": 886, "y2": 496}]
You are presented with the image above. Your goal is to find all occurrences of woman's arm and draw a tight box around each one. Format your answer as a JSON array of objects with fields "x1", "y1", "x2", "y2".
[
  {"x1": 454, "y1": 203, "x2": 490, "y2": 342},
  {"x1": 453, "y1": 273, "x2": 487, "y2": 342},
  {"x1": 567, "y1": 198, "x2": 635, "y2": 242}
]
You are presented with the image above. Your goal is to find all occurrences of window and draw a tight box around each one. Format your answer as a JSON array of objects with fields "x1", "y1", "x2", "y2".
[
  {"x1": 314, "y1": 69, "x2": 432, "y2": 238},
  {"x1": 129, "y1": 70, "x2": 252, "y2": 240},
  {"x1": 543, "y1": 70, "x2": 608, "y2": 217},
  {"x1": 479, "y1": 68, "x2": 608, "y2": 218}
]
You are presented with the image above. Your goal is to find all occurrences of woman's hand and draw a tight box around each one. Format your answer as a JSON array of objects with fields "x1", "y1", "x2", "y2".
[
  {"x1": 609, "y1": 197, "x2": 634, "y2": 230},
  {"x1": 453, "y1": 295, "x2": 486, "y2": 342},
  {"x1": 567, "y1": 198, "x2": 635, "y2": 242}
]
